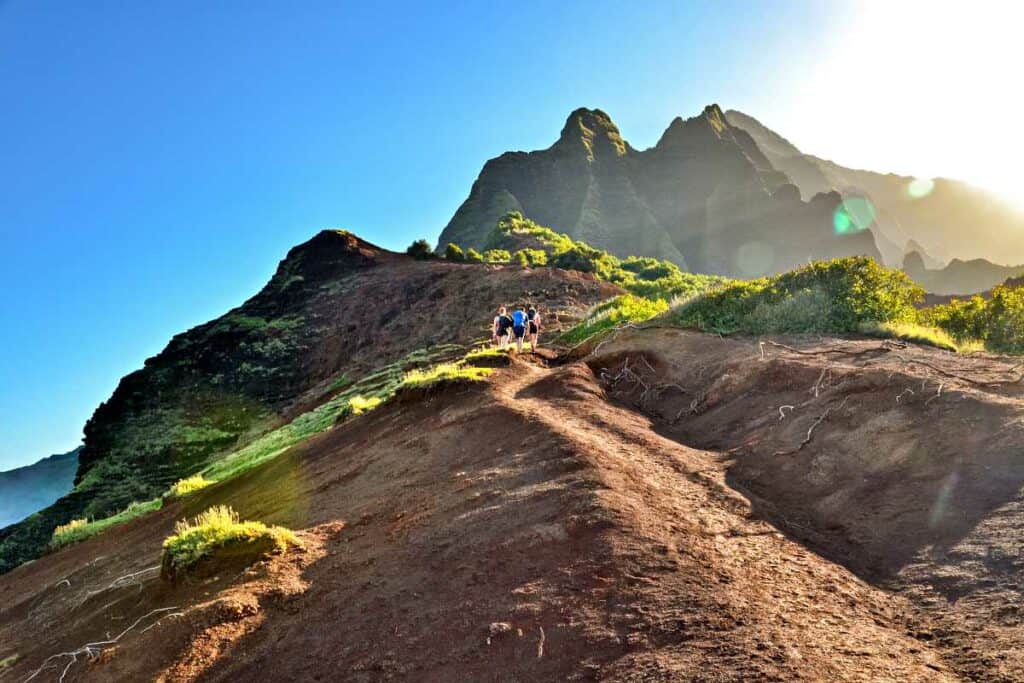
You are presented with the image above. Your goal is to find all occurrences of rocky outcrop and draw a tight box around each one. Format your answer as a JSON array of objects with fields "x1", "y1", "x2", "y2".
[{"x1": 440, "y1": 105, "x2": 882, "y2": 277}]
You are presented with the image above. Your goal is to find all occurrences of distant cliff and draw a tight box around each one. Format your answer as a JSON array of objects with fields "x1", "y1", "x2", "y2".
[
  {"x1": 725, "y1": 109, "x2": 1024, "y2": 275},
  {"x1": 0, "y1": 448, "x2": 79, "y2": 529},
  {"x1": 439, "y1": 105, "x2": 881, "y2": 278}
]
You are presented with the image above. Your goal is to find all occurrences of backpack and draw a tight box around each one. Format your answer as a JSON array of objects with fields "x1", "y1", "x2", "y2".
[
  {"x1": 512, "y1": 310, "x2": 526, "y2": 327},
  {"x1": 527, "y1": 308, "x2": 536, "y2": 321}
]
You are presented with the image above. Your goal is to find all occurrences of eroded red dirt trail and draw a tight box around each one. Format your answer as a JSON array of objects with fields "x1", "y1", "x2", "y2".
[{"x1": 0, "y1": 346, "x2": 997, "y2": 680}]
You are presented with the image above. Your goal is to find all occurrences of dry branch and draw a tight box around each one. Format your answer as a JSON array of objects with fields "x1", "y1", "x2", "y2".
[
  {"x1": 24, "y1": 606, "x2": 181, "y2": 683},
  {"x1": 774, "y1": 396, "x2": 850, "y2": 455}
]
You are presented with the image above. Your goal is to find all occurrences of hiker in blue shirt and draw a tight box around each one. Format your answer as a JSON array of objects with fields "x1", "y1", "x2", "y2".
[{"x1": 511, "y1": 306, "x2": 528, "y2": 352}]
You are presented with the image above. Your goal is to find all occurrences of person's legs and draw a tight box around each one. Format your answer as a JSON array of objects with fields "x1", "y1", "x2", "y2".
[{"x1": 514, "y1": 327, "x2": 524, "y2": 352}]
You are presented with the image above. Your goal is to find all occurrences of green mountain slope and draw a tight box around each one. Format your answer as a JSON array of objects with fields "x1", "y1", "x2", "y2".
[
  {"x1": 439, "y1": 105, "x2": 881, "y2": 278},
  {"x1": 0, "y1": 230, "x2": 613, "y2": 573},
  {"x1": 0, "y1": 449, "x2": 79, "y2": 529}
]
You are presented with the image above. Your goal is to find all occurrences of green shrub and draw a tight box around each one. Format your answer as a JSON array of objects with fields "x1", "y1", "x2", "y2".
[
  {"x1": 560, "y1": 295, "x2": 669, "y2": 345},
  {"x1": 51, "y1": 498, "x2": 163, "y2": 549},
  {"x1": 920, "y1": 283, "x2": 1024, "y2": 353},
  {"x1": 465, "y1": 248, "x2": 484, "y2": 263},
  {"x1": 672, "y1": 257, "x2": 923, "y2": 334},
  {"x1": 0, "y1": 654, "x2": 19, "y2": 670},
  {"x1": 484, "y1": 212, "x2": 722, "y2": 301},
  {"x1": 167, "y1": 474, "x2": 214, "y2": 499},
  {"x1": 406, "y1": 239, "x2": 434, "y2": 260},
  {"x1": 482, "y1": 249, "x2": 511, "y2": 264},
  {"x1": 444, "y1": 243, "x2": 466, "y2": 261},
  {"x1": 161, "y1": 506, "x2": 298, "y2": 577}
]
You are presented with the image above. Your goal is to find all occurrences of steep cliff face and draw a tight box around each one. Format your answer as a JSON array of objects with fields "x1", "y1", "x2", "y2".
[
  {"x1": 0, "y1": 231, "x2": 614, "y2": 572},
  {"x1": 725, "y1": 109, "x2": 1024, "y2": 269},
  {"x1": 439, "y1": 105, "x2": 881, "y2": 277}
]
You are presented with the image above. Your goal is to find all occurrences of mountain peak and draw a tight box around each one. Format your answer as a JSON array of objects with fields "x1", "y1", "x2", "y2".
[
  {"x1": 556, "y1": 107, "x2": 628, "y2": 159},
  {"x1": 656, "y1": 103, "x2": 732, "y2": 149}
]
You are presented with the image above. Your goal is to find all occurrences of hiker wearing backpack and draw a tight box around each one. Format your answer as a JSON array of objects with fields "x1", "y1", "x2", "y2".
[
  {"x1": 527, "y1": 304, "x2": 541, "y2": 350},
  {"x1": 511, "y1": 306, "x2": 528, "y2": 352},
  {"x1": 494, "y1": 306, "x2": 513, "y2": 348}
]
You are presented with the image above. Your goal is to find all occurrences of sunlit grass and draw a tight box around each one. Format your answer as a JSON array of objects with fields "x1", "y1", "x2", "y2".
[
  {"x1": 51, "y1": 499, "x2": 163, "y2": 549},
  {"x1": 161, "y1": 505, "x2": 298, "y2": 577},
  {"x1": 398, "y1": 362, "x2": 493, "y2": 389},
  {"x1": 560, "y1": 294, "x2": 668, "y2": 345},
  {"x1": 858, "y1": 321, "x2": 981, "y2": 353},
  {"x1": 166, "y1": 474, "x2": 214, "y2": 499}
]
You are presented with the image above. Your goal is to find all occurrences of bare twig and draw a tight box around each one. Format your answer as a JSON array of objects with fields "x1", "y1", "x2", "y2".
[
  {"x1": 895, "y1": 387, "x2": 915, "y2": 404},
  {"x1": 774, "y1": 396, "x2": 850, "y2": 455},
  {"x1": 778, "y1": 405, "x2": 795, "y2": 421},
  {"x1": 925, "y1": 382, "x2": 944, "y2": 406},
  {"x1": 24, "y1": 606, "x2": 181, "y2": 682}
]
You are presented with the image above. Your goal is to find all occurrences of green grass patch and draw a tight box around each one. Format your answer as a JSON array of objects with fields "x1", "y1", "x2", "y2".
[
  {"x1": 0, "y1": 654, "x2": 19, "y2": 670},
  {"x1": 200, "y1": 345, "x2": 462, "y2": 483},
  {"x1": 560, "y1": 294, "x2": 669, "y2": 346},
  {"x1": 51, "y1": 498, "x2": 163, "y2": 549},
  {"x1": 398, "y1": 362, "x2": 493, "y2": 390},
  {"x1": 161, "y1": 505, "x2": 298, "y2": 578},
  {"x1": 166, "y1": 474, "x2": 214, "y2": 499}
]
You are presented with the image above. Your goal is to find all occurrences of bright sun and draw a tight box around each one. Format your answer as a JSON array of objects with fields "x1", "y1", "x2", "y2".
[{"x1": 784, "y1": 0, "x2": 1024, "y2": 209}]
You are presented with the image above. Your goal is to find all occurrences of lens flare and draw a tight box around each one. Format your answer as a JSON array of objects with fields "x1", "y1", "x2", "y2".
[
  {"x1": 907, "y1": 177, "x2": 935, "y2": 199},
  {"x1": 832, "y1": 196, "x2": 876, "y2": 235}
]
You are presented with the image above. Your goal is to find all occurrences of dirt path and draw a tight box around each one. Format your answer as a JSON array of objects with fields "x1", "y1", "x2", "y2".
[
  {"x1": 0, "y1": 349, "x2": 983, "y2": 681},
  {"x1": 488, "y1": 357, "x2": 953, "y2": 680}
]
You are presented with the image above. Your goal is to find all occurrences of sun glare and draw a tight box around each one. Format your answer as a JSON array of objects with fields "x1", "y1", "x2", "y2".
[{"x1": 785, "y1": 0, "x2": 1024, "y2": 209}]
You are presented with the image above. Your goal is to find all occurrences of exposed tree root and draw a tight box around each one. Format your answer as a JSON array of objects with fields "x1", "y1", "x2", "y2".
[
  {"x1": 23, "y1": 606, "x2": 182, "y2": 682},
  {"x1": 774, "y1": 396, "x2": 850, "y2": 456}
]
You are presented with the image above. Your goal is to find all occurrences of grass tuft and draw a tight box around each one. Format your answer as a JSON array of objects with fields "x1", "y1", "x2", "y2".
[
  {"x1": 161, "y1": 505, "x2": 298, "y2": 577},
  {"x1": 0, "y1": 654, "x2": 19, "y2": 670},
  {"x1": 560, "y1": 294, "x2": 668, "y2": 345},
  {"x1": 398, "y1": 362, "x2": 493, "y2": 390},
  {"x1": 166, "y1": 474, "x2": 214, "y2": 499}
]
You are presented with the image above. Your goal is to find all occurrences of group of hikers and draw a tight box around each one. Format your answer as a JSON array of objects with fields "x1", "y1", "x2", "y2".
[{"x1": 492, "y1": 304, "x2": 542, "y2": 352}]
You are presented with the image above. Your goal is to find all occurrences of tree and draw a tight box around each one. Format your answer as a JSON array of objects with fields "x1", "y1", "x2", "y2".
[
  {"x1": 406, "y1": 239, "x2": 434, "y2": 260},
  {"x1": 465, "y1": 248, "x2": 484, "y2": 263},
  {"x1": 444, "y1": 243, "x2": 466, "y2": 261}
]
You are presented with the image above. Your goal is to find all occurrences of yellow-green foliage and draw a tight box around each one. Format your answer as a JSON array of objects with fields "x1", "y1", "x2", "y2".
[
  {"x1": 464, "y1": 347, "x2": 507, "y2": 361},
  {"x1": 919, "y1": 283, "x2": 1024, "y2": 354},
  {"x1": 561, "y1": 295, "x2": 669, "y2": 345},
  {"x1": 399, "y1": 362, "x2": 493, "y2": 389},
  {"x1": 348, "y1": 395, "x2": 381, "y2": 414},
  {"x1": 51, "y1": 499, "x2": 163, "y2": 549},
  {"x1": 161, "y1": 506, "x2": 298, "y2": 575},
  {"x1": 672, "y1": 257, "x2": 923, "y2": 335},
  {"x1": 0, "y1": 654, "x2": 19, "y2": 670},
  {"x1": 858, "y1": 321, "x2": 963, "y2": 352},
  {"x1": 166, "y1": 474, "x2": 214, "y2": 498},
  {"x1": 486, "y1": 212, "x2": 723, "y2": 300}
]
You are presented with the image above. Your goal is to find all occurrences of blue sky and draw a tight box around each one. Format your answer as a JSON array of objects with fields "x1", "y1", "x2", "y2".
[{"x1": 2, "y1": 0, "x2": 1017, "y2": 470}]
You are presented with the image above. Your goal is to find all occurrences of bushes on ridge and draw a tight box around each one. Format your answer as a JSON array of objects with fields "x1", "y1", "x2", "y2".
[
  {"x1": 444, "y1": 243, "x2": 466, "y2": 261},
  {"x1": 920, "y1": 283, "x2": 1024, "y2": 353},
  {"x1": 671, "y1": 257, "x2": 923, "y2": 335},
  {"x1": 406, "y1": 239, "x2": 435, "y2": 260}
]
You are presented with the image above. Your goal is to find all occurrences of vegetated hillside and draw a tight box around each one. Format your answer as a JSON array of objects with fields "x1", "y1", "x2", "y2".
[
  {"x1": 0, "y1": 230, "x2": 616, "y2": 573},
  {"x1": 0, "y1": 449, "x2": 79, "y2": 529},
  {"x1": 439, "y1": 105, "x2": 881, "y2": 278},
  {"x1": 904, "y1": 251, "x2": 1024, "y2": 296},
  {"x1": 725, "y1": 109, "x2": 1024, "y2": 277},
  {"x1": 7, "y1": 333, "x2": 1024, "y2": 680}
]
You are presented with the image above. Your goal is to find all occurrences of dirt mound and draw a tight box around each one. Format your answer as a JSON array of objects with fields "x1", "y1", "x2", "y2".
[
  {"x1": 592, "y1": 328, "x2": 1024, "y2": 680},
  {"x1": 0, "y1": 353, "x2": 961, "y2": 681}
]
